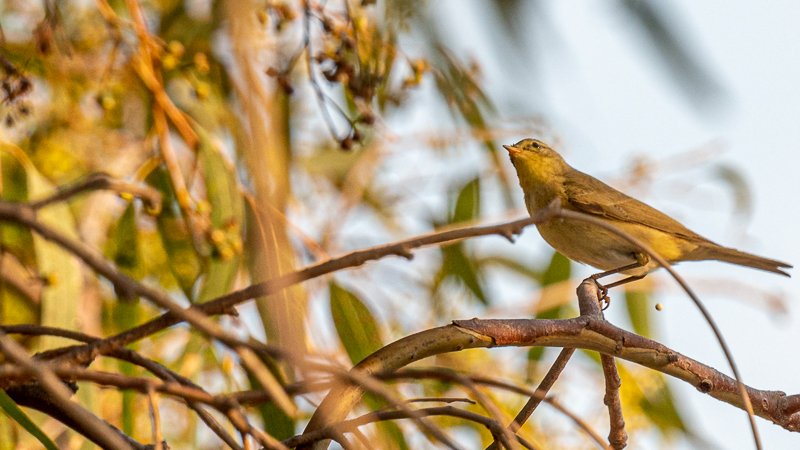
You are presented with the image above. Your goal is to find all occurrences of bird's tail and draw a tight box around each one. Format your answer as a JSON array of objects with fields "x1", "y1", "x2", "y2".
[{"x1": 689, "y1": 245, "x2": 792, "y2": 277}]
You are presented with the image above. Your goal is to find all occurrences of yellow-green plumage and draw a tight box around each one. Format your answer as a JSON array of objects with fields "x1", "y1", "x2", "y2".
[{"x1": 505, "y1": 139, "x2": 792, "y2": 277}]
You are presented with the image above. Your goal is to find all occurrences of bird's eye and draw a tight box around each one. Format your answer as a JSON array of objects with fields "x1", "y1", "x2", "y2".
[{"x1": 531, "y1": 141, "x2": 540, "y2": 149}]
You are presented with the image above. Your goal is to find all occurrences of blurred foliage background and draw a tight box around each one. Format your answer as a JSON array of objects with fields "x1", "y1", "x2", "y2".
[{"x1": 0, "y1": 0, "x2": 782, "y2": 449}]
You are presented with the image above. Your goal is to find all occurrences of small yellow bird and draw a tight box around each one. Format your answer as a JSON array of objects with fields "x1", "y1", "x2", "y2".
[{"x1": 504, "y1": 139, "x2": 791, "y2": 289}]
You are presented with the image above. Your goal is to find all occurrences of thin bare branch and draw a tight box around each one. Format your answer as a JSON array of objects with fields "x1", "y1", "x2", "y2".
[
  {"x1": 545, "y1": 397, "x2": 611, "y2": 450},
  {"x1": 0, "y1": 252, "x2": 43, "y2": 304},
  {"x1": 384, "y1": 367, "x2": 609, "y2": 449},
  {"x1": 1, "y1": 325, "x2": 245, "y2": 449},
  {"x1": 285, "y1": 406, "x2": 538, "y2": 450},
  {"x1": 147, "y1": 385, "x2": 164, "y2": 450},
  {"x1": 41, "y1": 211, "x2": 541, "y2": 368},
  {"x1": 601, "y1": 354, "x2": 627, "y2": 450},
  {"x1": 487, "y1": 347, "x2": 575, "y2": 450},
  {"x1": 0, "y1": 199, "x2": 298, "y2": 418},
  {"x1": 28, "y1": 172, "x2": 162, "y2": 212},
  {"x1": 0, "y1": 330, "x2": 134, "y2": 450}
]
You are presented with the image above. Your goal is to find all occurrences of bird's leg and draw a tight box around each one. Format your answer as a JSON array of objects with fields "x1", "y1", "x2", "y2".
[
  {"x1": 589, "y1": 262, "x2": 644, "y2": 281},
  {"x1": 590, "y1": 253, "x2": 650, "y2": 309},
  {"x1": 603, "y1": 275, "x2": 645, "y2": 290}
]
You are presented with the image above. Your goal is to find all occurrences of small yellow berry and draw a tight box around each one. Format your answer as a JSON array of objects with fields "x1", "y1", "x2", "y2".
[
  {"x1": 231, "y1": 236, "x2": 243, "y2": 253},
  {"x1": 221, "y1": 354, "x2": 234, "y2": 374},
  {"x1": 655, "y1": 303, "x2": 663, "y2": 311},
  {"x1": 219, "y1": 246, "x2": 235, "y2": 261},
  {"x1": 162, "y1": 54, "x2": 178, "y2": 70},
  {"x1": 44, "y1": 273, "x2": 59, "y2": 286},
  {"x1": 210, "y1": 229, "x2": 225, "y2": 245},
  {"x1": 167, "y1": 40, "x2": 185, "y2": 57},
  {"x1": 194, "y1": 53, "x2": 210, "y2": 74},
  {"x1": 196, "y1": 200, "x2": 211, "y2": 214},
  {"x1": 194, "y1": 81, "x2": 210, "y2": 100},
  {"x1": 100, "y1": 94, "x2": 116, "y2": 110},
  {"x1": 257, "y1": 9, "x2": 269, "y2": 25}
]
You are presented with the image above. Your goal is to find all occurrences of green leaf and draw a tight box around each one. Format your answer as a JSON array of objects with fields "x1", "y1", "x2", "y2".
[
  {"x1": 625, "y1": 289, "x2": 652, "y2": 338},
  {"x1": 540, "y1": 252, "x2": 571, "y2": 287},
  {"x1": 452, "y1": 178, "x2": 480, "y2": 223},
  {"x1": 147, "y1": 167, "x2": 200, "y2": 298},
  {"x1": 108, "y1": 202, "x2": 138, "y2": 270},
  {"x1": 330, "y1": 282, "x2": 382, "y2": 365},
  {"x1": 115, "y1": 299, "x2": 141, "y2": 437},
  {"x1": 478, "y1": 255, "x2": 542, "y2": 283},
  {"x1": 433, "y1": 177, "x2": 487, "y2": 304},
  {"x1": 0, "y1": 390, "x2": 58, "y2": 450},
  {"x1": 195, "y1": 129, "x2": 244, "y2": 303},
  {"x1": 440, "y1": 244, "x2": 487, "y2": 305},
  {"x1": 638, "y1": 376, "x2": 687, "y2": 435},
  {"x1": 24, "y1": 162, "x2": 83, "y2": 351},
  {"x1": 247, "y1": 369, "x2": 295, "y2": 440},
  {"x1": 363, "y1": 393, "x2": 409, "y2": 450},
  {"x1": 528, "y1": 252, "x2": 572, "y2": 364}
]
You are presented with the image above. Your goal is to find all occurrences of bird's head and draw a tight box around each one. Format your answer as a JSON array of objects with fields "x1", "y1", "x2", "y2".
[{"x1": 503, "y1": 139, "x2": 568, "y2": 185}]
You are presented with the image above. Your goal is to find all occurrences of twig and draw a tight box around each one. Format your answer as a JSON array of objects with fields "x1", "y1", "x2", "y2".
[
  {"x1": 437, "y1": 371, "x2": 523, "y2": 450},
  {"x1": 546, "y1": 397, "x2": 611, "y2": 450},
  {"x1": 285, "y1": 406, "x2": 538, "y2": 450},
  {"x1": 30, "y1": 365, "x2": 266, "y2": 448},
  {"x1": 304, "y1": 0, "x2": 343, "y2": 141},
  {"x1": 0, "y1": 252, "x2": 43, "y2": 304},
  {"x1": 487, "y1": 347, "x2": 575, "y2": 450},
  {"x1": 124, "y1": 0, "x2": 199, "y2": 148},
  {"x1": 406, "y1": 397, "x2": 476, "y2": 405},
  {"x1": 382, "y1": 368, "x2": 610, "y2": 449},
  {"x1": 45, "y1": 212, "x2": 540, "y2": 368},
  {"x1": 0, "y1": 330, "x2": 134, "y2": 450},
  {"x1": 28, "y1": 172, "x2": 162, "y2": 212},
  {"x1": 577, "y1": 280, "x2": 627, "y2": 449},
  {"x1": 147, "y1": 384, "x2": 164, "y2": 450},
  {"x1": 513, "y1": 348, "x2": 575, "y2": 425},
  {"x1": 0, "y1": 199, "x2": 297, "y2": 417},
  {"x1": 0, "y1": 324, "x2": 245, "y2": 449},
  {"x1": 601, "y1": 354, "x2": 627, "y2": 450}
]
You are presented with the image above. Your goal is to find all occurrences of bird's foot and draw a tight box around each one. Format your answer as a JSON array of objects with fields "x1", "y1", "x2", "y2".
[
  {"x1": 599, "y1": 286, "x2": 611, "y2": 310},
  {"x1": 591, "y1": 279, "x2": 611, "y2": 310}
]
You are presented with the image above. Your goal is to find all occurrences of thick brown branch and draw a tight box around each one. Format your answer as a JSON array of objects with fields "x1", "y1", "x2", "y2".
[{"x1": 296, "y1": 312, "x2": 798, "y2": 450}]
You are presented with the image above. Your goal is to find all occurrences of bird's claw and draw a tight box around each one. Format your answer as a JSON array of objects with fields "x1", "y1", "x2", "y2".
[
  {"x1": 599, "y1": 285, "x2": 611, "y2": 310},
  {"x1": 592, "y1": 279, "x2": 611, "y2": 310}
]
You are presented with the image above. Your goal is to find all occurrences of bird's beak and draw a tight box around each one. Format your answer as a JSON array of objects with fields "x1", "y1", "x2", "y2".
[{"x1": 503, "y1": 145, "x2": 522, "y2": 156}]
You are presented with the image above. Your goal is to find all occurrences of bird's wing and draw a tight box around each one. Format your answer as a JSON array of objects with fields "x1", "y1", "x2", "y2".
[{"x1": 562, "y1": 170, "x2": 709, "y2": 242}]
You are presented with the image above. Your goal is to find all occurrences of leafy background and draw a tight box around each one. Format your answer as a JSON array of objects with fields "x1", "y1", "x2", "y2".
[{"x1": 0, "y1": 0, "x2": 796, "y2": 449}]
